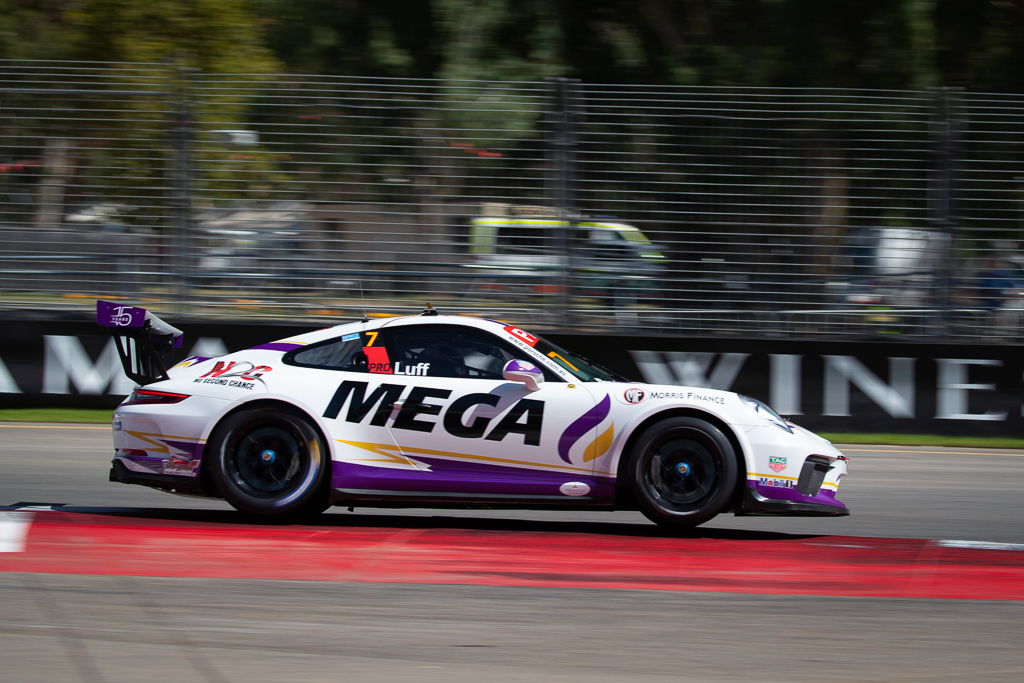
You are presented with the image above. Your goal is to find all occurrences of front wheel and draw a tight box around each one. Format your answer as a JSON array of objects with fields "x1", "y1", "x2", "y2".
[
  {"x1": 208, "y1": 407, "x2": 330, "y2": 520},
  {"x1": 628, "y1": 417, "x2": 739, "y2": 529}
]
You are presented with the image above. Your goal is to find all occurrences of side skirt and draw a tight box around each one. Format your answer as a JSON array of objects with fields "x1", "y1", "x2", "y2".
[{"x1": 329, "y1": 488, "x2": 617, "y2": 511}]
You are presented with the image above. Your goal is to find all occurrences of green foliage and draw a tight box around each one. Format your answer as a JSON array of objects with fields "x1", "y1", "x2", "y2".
[
  {"x1": 433, "y1": 0, "x2": 564, "y2": 82},
  {"x1": 0, "y1": 1, "x2": 71, "y2": 60},
  {"x1": 62, "y1": 0, "x2": 279, "y2": 73},
  {"x1": 256, "y1": 0, "x2": 439, "y2": 78},
  {"x1": 3, "y1": 0, "x2": 1023, "y2": 221},
  {"x1": 3, "y1": 1, "x2": 1023, "y2": 91},
  {"x1": 0, "y1": 1, "x2": 289, "y2": 203}
]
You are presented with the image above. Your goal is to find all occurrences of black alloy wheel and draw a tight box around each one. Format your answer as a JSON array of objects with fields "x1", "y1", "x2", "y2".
[
  {"x1": 209, "y1": 407, "x2": 330, "y2": 519},
  {"x1": 628, "y1": 417, "x2": 739, "y2": 529}
]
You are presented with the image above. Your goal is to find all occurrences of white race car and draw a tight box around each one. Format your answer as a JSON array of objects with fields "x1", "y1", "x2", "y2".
[{"x1": 98, "y1": 301, "x2": 848, "y2": 529}]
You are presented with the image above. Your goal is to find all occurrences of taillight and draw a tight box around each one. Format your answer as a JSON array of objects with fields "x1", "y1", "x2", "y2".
[{"x1": 123, "y1": 389, "x2": 190, "y2": 406}]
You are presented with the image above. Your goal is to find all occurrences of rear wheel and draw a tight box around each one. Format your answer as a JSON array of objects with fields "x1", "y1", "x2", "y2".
[
  {"x1": 628, "y1": 417, "x2": 738, "y2": 529},
  {"x1": 208, "y1": 407, "x2": 330, "y2": 520}
]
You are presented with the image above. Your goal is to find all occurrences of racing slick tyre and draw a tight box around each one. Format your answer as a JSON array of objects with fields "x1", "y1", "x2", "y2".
[
  {"x1": 628, "y1": 417, "x2": 739, "y2": 529},
  {"x1": 208, "y1": 407, "x2": 330, "y2": 520}
]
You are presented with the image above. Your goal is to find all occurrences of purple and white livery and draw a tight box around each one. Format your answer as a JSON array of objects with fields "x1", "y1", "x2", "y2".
[{"x1": 100, "y1": 302, "x2": 848, "y2": 528}]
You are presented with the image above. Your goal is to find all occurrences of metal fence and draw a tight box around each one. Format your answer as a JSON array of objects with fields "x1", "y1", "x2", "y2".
[{"x1": 2, "y1": 61, "x2": 1023, "y2": 341}]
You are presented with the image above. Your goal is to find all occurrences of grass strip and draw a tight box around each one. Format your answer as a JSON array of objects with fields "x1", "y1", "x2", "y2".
[
  {"x1": 820, "y1": 433, "x2": 1024, "y2": 449},
  {"x1": 0, "y1": 408, "x2": 115, "y2": 423}
]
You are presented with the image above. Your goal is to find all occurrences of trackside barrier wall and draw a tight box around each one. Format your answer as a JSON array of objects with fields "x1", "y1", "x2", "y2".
[{"x1": 1, "y1": 317, "x2": 1022, "y2": 437}]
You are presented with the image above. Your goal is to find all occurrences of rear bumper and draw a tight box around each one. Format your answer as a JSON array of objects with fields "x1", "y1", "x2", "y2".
[{"x1": 109, "y1": 458, "x2": 213, "y2": 497}]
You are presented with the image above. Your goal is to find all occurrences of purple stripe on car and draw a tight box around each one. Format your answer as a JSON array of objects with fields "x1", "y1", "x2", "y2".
[
  {"x1": 332, "y1": 458, "x2": 616, "y2": 500},
  {"x1": 161, "y1": 440, "x2": 205, "y2": 461},
  {"x1": 248, "y1": 342, "x2": 305, "y2": 352},
  {"x1": 557, "y1": 394, "x2": 611, "y2": 464},
  {"x1": 123, "y1": 455, "x2": 165, "y2": 466}
]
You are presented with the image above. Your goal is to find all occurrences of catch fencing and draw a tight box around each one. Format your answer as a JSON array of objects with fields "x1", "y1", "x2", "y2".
[{"x1": 2, "y1": 61, "x2": 1023, "y2": 341}]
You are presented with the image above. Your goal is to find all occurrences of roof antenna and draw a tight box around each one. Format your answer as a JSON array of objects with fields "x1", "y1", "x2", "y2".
[
  {"x1": 359, "y1": 281, "x2": 369, "y2": 322},
  {"x1": 421, "y1": 302, "x2": 438, "y2": 316}
]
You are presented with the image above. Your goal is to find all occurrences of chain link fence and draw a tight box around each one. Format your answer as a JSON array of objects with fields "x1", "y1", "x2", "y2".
[{"x1": 2, "y1": 61, "x2": 1023, "y2": 340}]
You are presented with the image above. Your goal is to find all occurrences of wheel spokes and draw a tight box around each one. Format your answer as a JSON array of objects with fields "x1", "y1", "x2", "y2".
[
  {"x1": 233, "y1": 425, "x2": 306, "y2": 496},
  {"x1": 648, "y1": 436, "x2": 717, "y2": 508}
]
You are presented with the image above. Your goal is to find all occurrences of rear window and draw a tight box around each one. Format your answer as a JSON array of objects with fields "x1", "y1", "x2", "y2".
[{"x1": 287, "y1": 335, "x2": 367, "y2": 371}]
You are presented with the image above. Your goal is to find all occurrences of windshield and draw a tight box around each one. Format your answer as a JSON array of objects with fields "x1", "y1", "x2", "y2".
[
  {"x1": 532, "y1": 336, "x2": 625, "y2": 382},
  {"x1": 617, "y1": 227, "x2": 652, "y2": 246},
  {"x1": 611, "y1": 225, "x2": 664, "y2": 259}
]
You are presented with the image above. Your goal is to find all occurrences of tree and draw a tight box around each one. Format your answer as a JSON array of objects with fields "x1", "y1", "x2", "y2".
[{"x1": 61, "y1": 0, "x2": 278, "y2": 73}]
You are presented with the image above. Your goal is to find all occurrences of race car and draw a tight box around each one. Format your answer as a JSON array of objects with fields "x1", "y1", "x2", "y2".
[{"x1": 97, "y1": 300, "x2": 848, "y2": 529}]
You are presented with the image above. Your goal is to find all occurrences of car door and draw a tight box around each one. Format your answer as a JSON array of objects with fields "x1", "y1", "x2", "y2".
[{"x1": 354, "y1": 323, "x2": 609, "y2": 500}]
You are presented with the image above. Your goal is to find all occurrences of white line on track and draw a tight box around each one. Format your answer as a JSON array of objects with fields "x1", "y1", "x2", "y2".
[
  {"x1": 840, "y1": 447, "x2": 1024, "y2": 457},
  {"x1": 0, "y1": 511, "x2": 32, "y2": 552},
  {"x1": 936, "y1": 540, "x2": 1024, "y2": 551}
]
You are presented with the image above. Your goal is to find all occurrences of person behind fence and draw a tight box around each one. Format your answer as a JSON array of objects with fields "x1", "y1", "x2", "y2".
[{"x1": 976, "y1": 257, "x2": 1024, "y2": 337}]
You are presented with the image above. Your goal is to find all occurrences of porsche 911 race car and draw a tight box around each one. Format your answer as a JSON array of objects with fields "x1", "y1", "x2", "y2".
[{"x1": 97, "y1": 300, "x2": 848, "y2": 529}]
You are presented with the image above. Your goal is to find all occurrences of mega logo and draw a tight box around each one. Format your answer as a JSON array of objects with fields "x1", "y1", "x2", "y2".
[{"x1": 323, "y1": 380, "x2": 544, "y2": 445}]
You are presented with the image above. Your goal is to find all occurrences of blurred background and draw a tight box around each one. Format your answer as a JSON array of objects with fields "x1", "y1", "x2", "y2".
[{"x1": 2, "y1": 0, "x2": 1024, "y2": 340}]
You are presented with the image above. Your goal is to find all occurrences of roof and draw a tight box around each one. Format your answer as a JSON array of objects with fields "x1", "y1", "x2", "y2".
[{"x1": 266, "y1": 313, "x2": 516, "y2": 348}]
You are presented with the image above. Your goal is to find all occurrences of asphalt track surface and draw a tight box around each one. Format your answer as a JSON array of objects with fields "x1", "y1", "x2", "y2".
[{"x1": 1, "y1": 424, "x2": 1023, "y2": 682}]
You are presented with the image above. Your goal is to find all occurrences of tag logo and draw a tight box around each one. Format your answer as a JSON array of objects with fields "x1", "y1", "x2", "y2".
[{"x1": 768, "y1": 456, "x2": 787, "y2": 472}]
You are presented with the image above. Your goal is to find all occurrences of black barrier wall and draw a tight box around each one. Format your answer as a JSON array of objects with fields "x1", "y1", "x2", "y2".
[{"x1": 2, "y1": 317, "x2": 1022, "y2": 436}]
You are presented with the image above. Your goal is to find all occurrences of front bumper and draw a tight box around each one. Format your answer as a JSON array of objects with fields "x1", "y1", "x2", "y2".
[
  {"x1": 738, "y1": 483, "x2": 849, "y2": 516},
  {"x1": 738, "y1": 452, "x2": 849, "y2": 516}
]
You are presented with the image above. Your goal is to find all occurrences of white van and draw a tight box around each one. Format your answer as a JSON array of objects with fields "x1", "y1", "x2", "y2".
[{"x1": 464, "y1": 205, "x2": 666, "y2": 299}]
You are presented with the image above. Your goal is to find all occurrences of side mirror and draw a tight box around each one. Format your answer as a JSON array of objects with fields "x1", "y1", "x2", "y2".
[{"x1": 502, "y1": 359, "x2": 544, "y2": 392}]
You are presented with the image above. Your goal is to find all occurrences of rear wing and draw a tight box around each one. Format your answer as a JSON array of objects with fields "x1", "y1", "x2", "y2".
[{"x1": 96, "y1": 300, "x2": 184, "y2": 386}]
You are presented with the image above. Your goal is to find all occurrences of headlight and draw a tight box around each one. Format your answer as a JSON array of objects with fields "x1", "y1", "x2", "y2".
[{"x1": 739, "y1": 395, "x2": 793, "y2": 433}]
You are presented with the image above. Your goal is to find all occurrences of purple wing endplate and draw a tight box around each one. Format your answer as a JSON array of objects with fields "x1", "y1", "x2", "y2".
[{"x1": 97, "y1": 300, "x2": 147, "y2": 328}]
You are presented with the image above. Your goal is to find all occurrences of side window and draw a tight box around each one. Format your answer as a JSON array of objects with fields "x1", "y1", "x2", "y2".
[
  {"x1": 495, "y1": 222, "x2": 552, "y2": 255},
  {"x1": 286, "y1": 335, "x2": 367, "y2": 371},
  {"x1": 378, "y1": 325, "x2": 559, "y2": 381}
]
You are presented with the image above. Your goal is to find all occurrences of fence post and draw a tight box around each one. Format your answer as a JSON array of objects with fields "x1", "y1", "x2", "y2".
[
  {"x1": 168, "y1": 67, "x2": 195, "y2": 312},
  {"x1": 546, "y1": 77, "x2": 580, "y2": 327},
  {"x1": 929, "y1": 86, "x2": 963, "y2": 337}
]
